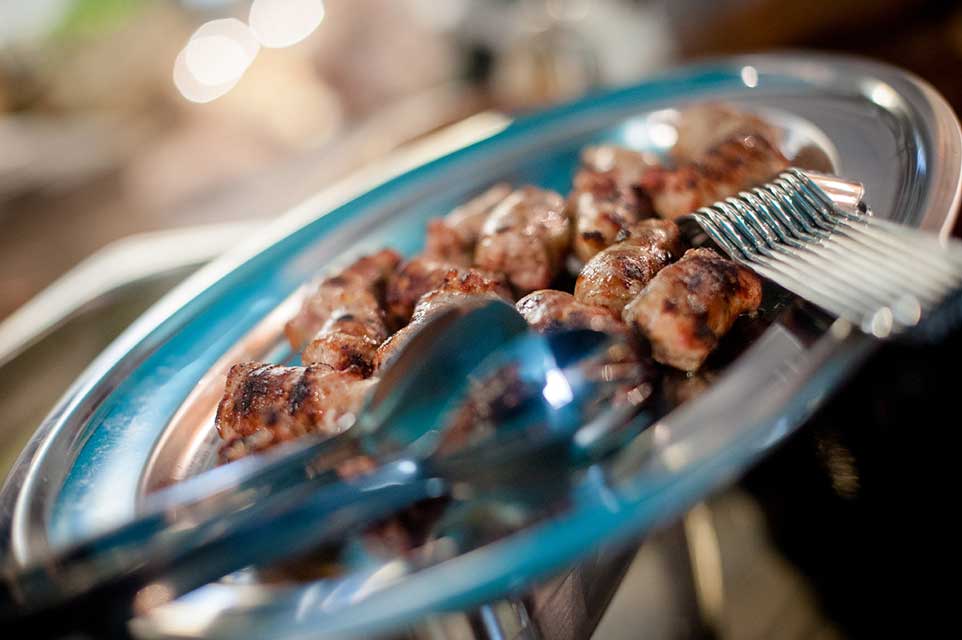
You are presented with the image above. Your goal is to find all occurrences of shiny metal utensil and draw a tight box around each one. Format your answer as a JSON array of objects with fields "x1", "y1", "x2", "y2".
[
  {"x1": 0, "y1": 306, "x2": 633, "y2": 638},
  {"x1": 0, "y1": 300, "x2": 528, "y2": 634},
  {"x1": 685, "y1": 168, "x2": 962, "y2": 337}
]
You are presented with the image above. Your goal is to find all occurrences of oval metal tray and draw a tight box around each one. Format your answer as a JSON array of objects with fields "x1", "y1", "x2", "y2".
[{"x1": 2, "y1": 53, "x2": 959, "y2": 639}]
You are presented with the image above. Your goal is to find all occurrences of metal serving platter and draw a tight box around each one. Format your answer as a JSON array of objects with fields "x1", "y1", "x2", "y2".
[{"x1": 2, "y1": 54, "x2": 959, "y2": 638}]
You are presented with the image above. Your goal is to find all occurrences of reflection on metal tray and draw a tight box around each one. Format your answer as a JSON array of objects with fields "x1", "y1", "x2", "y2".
[{"x1": 1, "y1": 54, "x2": 959, "y2": 639}]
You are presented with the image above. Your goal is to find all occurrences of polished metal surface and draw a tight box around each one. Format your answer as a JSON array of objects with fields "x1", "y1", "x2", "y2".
[
  {"x1": 1, "y1": 54, "x2": 960, "y2": 639},
  {"x1": 687, "y1": 169, "x2": 962, "y2": 335}
]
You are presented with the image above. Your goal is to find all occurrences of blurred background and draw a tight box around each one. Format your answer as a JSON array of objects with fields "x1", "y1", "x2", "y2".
[{"x1": 1, "y1": 1, "x2": 958, "y2": 638}]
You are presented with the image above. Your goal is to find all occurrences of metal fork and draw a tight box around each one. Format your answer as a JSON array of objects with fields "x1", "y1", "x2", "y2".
[{"x1": 684, "y1": 168, "x2": 962, "y2": 337}]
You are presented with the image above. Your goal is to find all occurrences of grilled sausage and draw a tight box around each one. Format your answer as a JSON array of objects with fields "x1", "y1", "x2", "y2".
[
  {"x1": 474, "y1": 186, "x2": 571, "y2": 295},
  {"x1": 216, "y1": 363, "x2": 376, "y2": 462},
  {"x1": 622, "y1": 248, "x2": 762, "y2": 371},
  {"x1": 641, "y1": 134, "x2": 788, "y2": 220},
  {"x1": 569, "y1": 146, "x2": 659, "y2": 262},
  {"x1": 574, "y1": 219, "x2": 683, "y2": 314},
  {"x1": 424, "y1": 183, "x2": 512, "y2": 266},
  {"x1": 285, "y1": 249, "x2": 400, "y2": 351},
  {"x1": 376, "y1": 269, "x2": 512, "y2": 371}
]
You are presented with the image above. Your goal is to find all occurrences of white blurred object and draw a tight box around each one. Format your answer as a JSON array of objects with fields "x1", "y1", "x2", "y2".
[
  {"x1": 173, "y1": 48, "x2": 240, "y2": 103},
  {"x1": 249, "y1": 0, "x2": 325, "y2": 48},
  {"x1": 184, "y1": 18, "x2": 260, "y2": 85},
  {"x1": 174, "y1": 18, "x2": 260, "y2": 102}
]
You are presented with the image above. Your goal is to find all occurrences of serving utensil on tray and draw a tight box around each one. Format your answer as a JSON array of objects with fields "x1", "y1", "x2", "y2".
[
  {"x1": 0, "y1": 301, "x2": 641, "y2": 637},
  {"x1": 684, "y1": 168, "x2": 962, "y2": 337}
]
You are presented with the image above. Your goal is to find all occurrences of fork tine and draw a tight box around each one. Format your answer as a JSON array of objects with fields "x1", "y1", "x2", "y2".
[
  {"x1": 776, "y1": 174, "x2": 960, "y2": 293},
  {"x1": 684, "y1": 168, "x2": 962, "y2": 336},
  {"x1": 785, "y1": 171, "x2": 962, "y2": 278},
  {"x1": 690, "y1": 210, "x2": 870, "y2": 323},
  {"x1": 715, "y1": 196, "x2": 923, "y2": 312}
]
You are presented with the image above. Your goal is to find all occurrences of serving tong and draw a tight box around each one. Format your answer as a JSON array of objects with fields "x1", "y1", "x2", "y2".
[
  {"x1": 0, "y1": 301, "x2": 642, "y2": 638},
  {"x1": 683, "y1": 168, "x2": 962, "y2": 337}
]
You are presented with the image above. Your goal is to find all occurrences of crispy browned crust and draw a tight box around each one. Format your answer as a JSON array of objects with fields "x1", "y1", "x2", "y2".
[
  {"x1": 640, "y1": 134, "x2": 788, "y2": 220},
  {"x1": 623, "y1": 248, "x2": 762, "y2": 371},
  {"x1": 376, "y1": 270, "x2": 512, "y2": 371},
  {"x1": 284, "y1": 249, "x2": 401, "y2": 350},
  {"x1": 216, "y1": 363, "x2": 376, "y2": 462},
  {"x1": 384, "y1": 257, "x2": 456, "y2": 326},
  {"x1": 302, "y1": 333, "x2": 381, "y2": 378},
  {"x1": 574, "y1": 219, "x2": 683, "y2": 314},
  {"x1": 474, "y1": 186, "x2": 570, "y2": 295},
  {"x1": 516, "y1": 289, "x2": 626, "y2": 336},
  {"x1": 569, "y1": 146, "x2": 659, "y2": 263},
  {"x1": 424, "y1": 183, "x2": 512, "y2": 266},
  {"x1": 385, "y1": 257, "x2": 510, "y2": 326},
  {"x1": 301, "y1": 297, "x2": 391, "y2": 376}
]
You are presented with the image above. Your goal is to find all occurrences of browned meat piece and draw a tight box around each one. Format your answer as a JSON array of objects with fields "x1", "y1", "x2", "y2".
[
  {"x1": 640, "y1": 134, "x2": 788, "y2": 220},
  {"x1": 301, "y1": 332, "x2": 381, "y2": 378},
  {"x1": 385, "y1": 256, "x2": 509, "y2": 326},
  {"x1": 285, "y1": 249, "x2": 401, "y2": 350},
  {"x1": 515, "y1": 289, "x2": 658, "y2": 408},
  {"x1": 671, "y1": 103, "x2": 781, "y2": 162},
  {"x1": 475, "y1": 186, "x2": 570, "y2": 295},
  {"x1": 385, "y1": 257, "x2": 454, "y2": 325},
  {"x1": 574, "y1": 219, "x2": 683, "y2": 314},
  {"x1": 216, "y1": 363, "x2": 376, "y2": 462},
  {"x1": 301, "y1": 292, "x2": 391, "y2": 376},
  {"x1": 424, "y1": 183, "x2": 512, "y2": 266},
  {"x1": 623, "y1": 248, "x2": 762, "y2": 371},
  {"x1": 516, "y1": 289, "x2": 627, "y2": 336},
  {"x1": 376, "y1": 270, "x2": 512, "y2": 371},
  {"x1": 572, "y1": 146, "x2": 660, "y2": 263}
]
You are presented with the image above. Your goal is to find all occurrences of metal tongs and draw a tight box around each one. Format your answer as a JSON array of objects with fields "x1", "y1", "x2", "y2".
[
  {"x1": 683, "y1": 168, "x2": 962, "y2": 338},
  {"x1": 0, "y1": 301, "x2": 644, "y2": 638}
]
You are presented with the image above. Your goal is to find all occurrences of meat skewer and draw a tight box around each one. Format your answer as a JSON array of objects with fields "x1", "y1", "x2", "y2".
[
  {"x1": 622, "y1": 247, "x2": 762, "y2": 372},
  {"x1": 216, "y1": 363, "x2": 377, "y2": 462},
  {"x1": 285, "y1": 249, "x2": 401, "y2": 351},
  {"x1": 569, "y1": 146, "x2": 659, "y2": 262},
  {"x1": 424, "y1": 183, "x2": 512, "y2": 266},
  {"x1": 574, "y1": 219, "x2": 683, "y2": 315},
  {"x1": 639, "y1": 133, "x2": 789, "y2": 221},
  {"x1": 475, "y1": 186, "x2": 571, "y2": 295}
]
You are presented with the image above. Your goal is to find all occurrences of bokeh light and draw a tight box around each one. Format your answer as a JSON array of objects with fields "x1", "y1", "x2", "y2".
[
  {"x1": 249, "y1": 0, "x2": 326, "y2": 48},
  {"x1": 174, "y1": 18, "x2": 260, "y2": 103}
]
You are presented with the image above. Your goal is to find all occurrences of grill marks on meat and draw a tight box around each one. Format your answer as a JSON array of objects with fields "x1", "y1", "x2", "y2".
[
  {"x1": 377, "y1": 269, "x2": 512, "y2": 371},
  {"x1": 623, "y1": 248, "x2": 762, "y2": 372},
  {"x1": 574, "y1": 219, "x2": 683, "y2": 315},
  {"x1": 385, "y1": 257, "x2": 506, "y2": 326},
  {"x1": 424, "y1": 183, "x2": 512, "y2": 266},
  {"x1": 475, "y1": 186, "x2": 571, "y2": 295},
  {"x1": 301, "y1": 313, "x2": 385, "y2": 378},
  {"x1": 517, "y1": 289, "x2": 628, "y2": 337},
  {"x1": 216, "y1": 363, "x2": 376, "y2": 462},
  {"x1": 285, "y1": 249, "x2": 400, "y2": 351},
  {"x1": 569, "y1": 146, "x2": 659, "y2": 263},
  {"x1": 639, "y1": 133, "x2": 789, "y2": 221}
]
